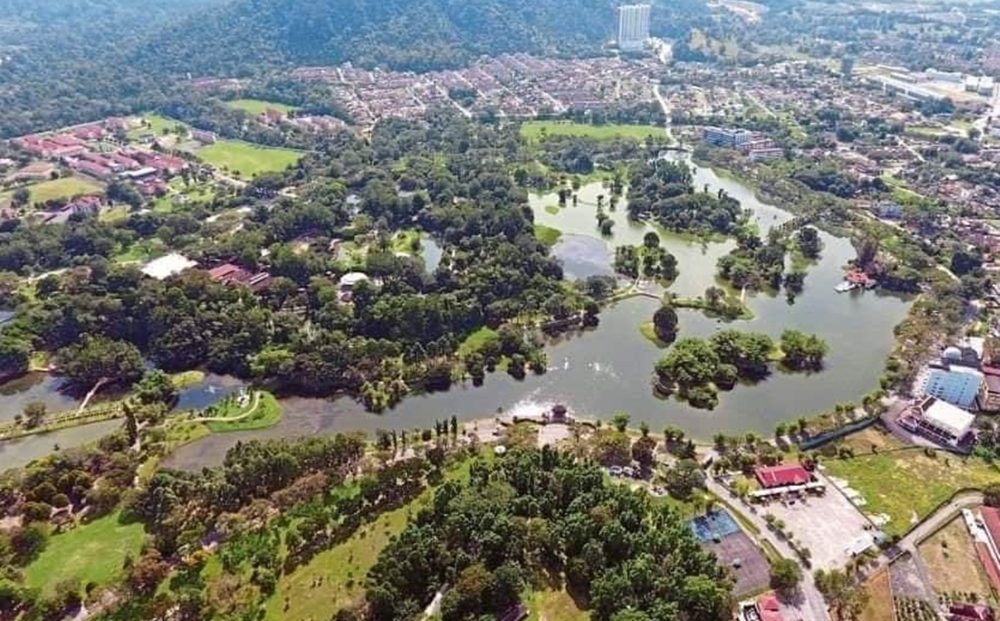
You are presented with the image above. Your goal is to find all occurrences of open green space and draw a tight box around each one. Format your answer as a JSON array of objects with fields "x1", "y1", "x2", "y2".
[
  {"x1": 458, "y1": 326, "x2": 500, "y2": 359},
  {"x1": 204, "y1": 391, "x2": 283, "y2": 432},
  {"x1": 390, "y1": 228, "x2": 422, "y2": 254},
  {"x1": 226, "y1": 99, "x2": 297, "y2": 115},
  {"x1": 112, "y1": 238, "x2": 165, "y2": 264},
  {"x1": 151, "y1": 179, "x2": 218, "y2": 213},
  {"x1": 197, "y1": 140, "x2": 303, "y2": 177},
  {"x1": 127, "y1": 113, "x2": 188, "y2": 139},
  {"x1": 1, "y1": 176, "x2": 103, "y2": 206},
  {"x1": 638, "y1": 322, "x2": 671, "y2": 348},
  {"x1": 263, "y1": 456, "x2": 478, "y2": 621},
  {"x1": 823, "y1": 428, "x2": 1000, "y2": 535},
  {"x1": 23, "y1": 512, "x2": 144, "y2": 597},
  {"x1": 533, "y1": 223, "x2": 562, "y2": 246},
  {"x1": 520, "y1": 120, "x2": 664, "y2": 142},
  {"x1": 525, "y1": 587, "x2": 590, "y2": 621}
]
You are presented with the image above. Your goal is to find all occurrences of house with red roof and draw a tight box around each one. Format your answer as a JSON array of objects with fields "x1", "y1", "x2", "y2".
[
  {"x1": 754, "y1": 464, "x2": 813, "y2": 489},
  {"x1": 206, "y1": 263, "x2": 271, "y2": 291},
  {"x1": 950, "y1": 602, "x2": 995, "y2": 621}
]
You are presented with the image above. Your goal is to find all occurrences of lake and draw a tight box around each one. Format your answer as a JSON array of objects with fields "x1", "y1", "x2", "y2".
[{"x1": 161, "y1": 157, "x2": 912, "y2": 469}]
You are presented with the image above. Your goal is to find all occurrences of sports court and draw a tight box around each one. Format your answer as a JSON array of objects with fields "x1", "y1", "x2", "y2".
[{"x1": 690, "y1": 510, "x2": 770, "y2": 596}]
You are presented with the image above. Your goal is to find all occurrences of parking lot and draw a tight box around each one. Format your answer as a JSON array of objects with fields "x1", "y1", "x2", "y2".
[
  {"x1": 758, "y1": 474, "x2": 875, "y2": 570},
  {"x1": 691, "y1": 511, "x2": 771, "y2": 597}
]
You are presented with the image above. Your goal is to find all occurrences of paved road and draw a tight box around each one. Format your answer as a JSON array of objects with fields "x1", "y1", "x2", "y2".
[
  {"x1": 897, "y1": 491, "x2": 983, "y2": 552},
  {"x1": 703, "y1": 476, "x2": 832, "y2": 621}
]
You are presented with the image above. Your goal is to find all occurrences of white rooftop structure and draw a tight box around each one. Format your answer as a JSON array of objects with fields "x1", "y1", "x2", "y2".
[
  {"x1": 141, "y1": 253, "x2": 197, "y2": 280},
  {"x1": 922, "y1": 398, "x2": 976, "y2": 440},
  {"x1": 338, "y1": 272, "x2": 369, "y2": 289}
]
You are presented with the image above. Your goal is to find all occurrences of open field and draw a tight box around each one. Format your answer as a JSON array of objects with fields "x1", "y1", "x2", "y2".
[
  {"x1": 918, "y1": 517, "x2": 994, "y2": 603},
  {"x1": 197, "y1": 140, "x2": 302, "y2": 177},
  {"x1": 264, "y1": 457, "x2": 478, "y2": 621},
  {"x1": 1, "y1": 176, "x2": 103, "y2": 206},
  {"x1": 458, "y1": 326, "x2": 499, "y2": 358},
  {"x1": 23, "y1": 512, "x2": 144, "y2": 597},
  {"x1": 520, "y1": 121, "x2": 664, "y2": 142},
  {"x1": 225, "y1": 99, "x2": 297, "y2": 115},
  {"x1": 391, "y1": 228, "x2": 422, "y2": 254},
  {"x1": 128, "y1": 113, "x2": 187, "y2": 138},
  {"x1": 823, "y1": 428, "x2": 1000, "y2": 535},
  {"x1": 534, "y1": 223, "x2": 562, "y2": 246},
  {"x1": 859, "y1": 568, "x2": 895, "y2": 621},
  {"x1": 525, "y1": 587, "x2": 590, "y2": 621},
  {"x1": 113, "y1": 238, "x2": 165, "y2": 264}
]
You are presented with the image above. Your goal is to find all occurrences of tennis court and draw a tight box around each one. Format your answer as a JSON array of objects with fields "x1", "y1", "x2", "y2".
[{"x1": 690, "y1": 510, "x2": 741, "y2": 543}]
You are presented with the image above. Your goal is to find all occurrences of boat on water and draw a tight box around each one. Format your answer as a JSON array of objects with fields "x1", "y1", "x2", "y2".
[{"x1": 834, "y1": 281, "x2": 856, "y2": 293}]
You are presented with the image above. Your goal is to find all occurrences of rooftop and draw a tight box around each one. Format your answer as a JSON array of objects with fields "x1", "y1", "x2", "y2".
[
  {"x1": 920, "y1": 397, "x2": 976, "y2": 437},
  {"x1": 141, "y1": 253, "x2": 197, "y2": 280},
  {"x1": 754, "y1": 463, "x2": 811, "y2": 489}
]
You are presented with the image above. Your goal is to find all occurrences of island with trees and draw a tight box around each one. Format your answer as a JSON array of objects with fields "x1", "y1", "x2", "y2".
[{"x1": 653, "y1": 329, "x2": 828, "y2": 409}]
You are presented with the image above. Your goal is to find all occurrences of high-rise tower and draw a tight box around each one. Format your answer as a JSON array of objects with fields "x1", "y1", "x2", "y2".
[{"x1": 616, "y1": 4, "x2": 651, "y2": 52}]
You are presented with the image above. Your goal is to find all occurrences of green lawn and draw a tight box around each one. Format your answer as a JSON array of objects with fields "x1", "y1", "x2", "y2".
[
  {"x1": 390, "y1": 229, "x2": 422, "y2": 254},
  {"x1": 127, "y1": 113, "x2": 187, "y2": 139},
  {"x1": 525, "y1": 587, "x2": 590, "y2": 621},
  {"x1": 205, "y1": 391, "x2": 283, "y2": 433},
  {"x1": 197, "y1": 140, "x2": 303, "y2": 177},
  {"x1": 638, "y1": 322, "x2": 671, "y2": 348},
  {"x1": 458, "y1": 326, "x2": 500, "y2": 358},
  {"x1": 823, "y1": 428, "x2": 1000, "y2": 535},
  {"x1": 521, "y1": 120, "x2": 665, "y2": 142},
  {"x1": 226, "y1": 99, "x2": 297, "y2": 115},
  {"x1": 534, "y1": 223, "x2": 562, "y2": 246},
  {"x1": 112, "y1": 238, "x2": 165, "y2": 264},
  {"x1": 23, "y1": 512, "x2": 144, "y2": 597},
  {"x1": 1, "y1": 176, "x2": 103, "y2": 206},
  {"x1": 264, "y1": 457, "x2": 478, "y2": 621}
]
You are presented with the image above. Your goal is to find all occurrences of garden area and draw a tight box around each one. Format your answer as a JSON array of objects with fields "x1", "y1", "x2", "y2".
[
  {"x1": 199, "y1": 391, "x2": 283, "y2": 433},
  {"x1": 917, "y1": 517, "x2": 995, "y2": 605},
  {"x1": 0, "y1": 176, "x2": 103, "y2": 206}
]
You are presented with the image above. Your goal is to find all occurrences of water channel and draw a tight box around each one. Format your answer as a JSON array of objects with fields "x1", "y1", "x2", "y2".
[{"x1": 1, "y1": 157, "x2": 913, "y2": 470}]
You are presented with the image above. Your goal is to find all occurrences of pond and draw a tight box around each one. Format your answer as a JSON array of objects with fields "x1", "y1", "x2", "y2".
[{"x1": 420, "y1": 235, "x2": 444, "y2": 272}]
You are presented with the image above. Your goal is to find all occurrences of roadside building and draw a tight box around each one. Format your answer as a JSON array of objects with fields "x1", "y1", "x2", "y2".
[
  {"x1": 978, "y1": 372, "x2": 1000, "y2": 412},
  {"x1": 754, "y1": 463, "x2": 812, "y2": 489},
  {"x1": 703, "y1": 126, "x2": 754, "y2": 149},
  {"x1": 899, "y1": 396, "x2": 976, "y2": 447}
]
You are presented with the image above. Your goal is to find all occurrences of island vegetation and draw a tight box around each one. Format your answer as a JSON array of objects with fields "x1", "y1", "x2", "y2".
[
  {"x1": 614, "y1": 231, "x2": 679, "y2": 282},
  {"x1": 654, "y1": 329, "x2": 827, "y2": 409}
]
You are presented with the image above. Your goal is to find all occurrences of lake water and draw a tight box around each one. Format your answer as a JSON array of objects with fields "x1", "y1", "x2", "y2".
[
  {"x1": 420, "y1": 235, "x2": 444, "y2": 272},
  {"x1": 161, "y1": 157, "x2": 912, "y2": 469}
]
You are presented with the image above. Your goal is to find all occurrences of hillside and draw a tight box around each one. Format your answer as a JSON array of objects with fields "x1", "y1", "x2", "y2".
[{"x1": 132, "y1": 0, "x2": 619, "y2": 75}]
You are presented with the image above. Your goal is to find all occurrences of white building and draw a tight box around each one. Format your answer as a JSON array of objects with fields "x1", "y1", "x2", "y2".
[
  {"x1": 906, "y1": 397, "x2": 976, "y2": 447},
  {"x1": 921, "y1": 363, "x2": 984, "y2": 410},
  {"x1": 141, "y1": 253, "x2": 197, "y2": 280},
  {"x1": 616, "y1": 4, "x2": 651, "y2": 52}
]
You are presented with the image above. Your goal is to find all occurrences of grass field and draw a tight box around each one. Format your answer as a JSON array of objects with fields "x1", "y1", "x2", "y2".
[
  {"x1": 197, "y1": 140, "x2": 302, "y2": 177},
  {"x1": 1, "y1": 176, "x2": 103, "y2": 206},
  {"x1": 112, "y1": 238, "x2": 165, "y2": 264},
  {"x1": 859, "y1": 568, "x2": 895, "y2": 621},
  {"x1": 391, "y1": 229, "x2": 422, "y2": 254},
  {"x1": 918, "y1": 517, "x2": 994, "y2": 603},
  {"x1": 128, "y1": 113, "x2": 187, "y2": 139},
  {"x1": 638, "y1": 322, "x2": 671, "y2": 348},
  {"x1": 534, "y1": 223, "x2": 562, "y2": 246},
  {"x1": 264, "y1": 457, "x2": 478, "y2": 621},
  {"x1": 823, "y1": 428, "x2": 1000, "y2": 535},
  {"x1": 226, "y1": 99, "x2": 297, "y2": 115},
  {"x1": 23, "y1": 512, "x2": 144, "y2": 597},
  {"x1": 520, "y1": 121, "x2": 664, "y2": 142},
  {"x1": 205, "y1": 391, "x2": 283, "y2": 433},
  {"x1": 526, "y1": 587, "x2": 590, "y2": 621}
]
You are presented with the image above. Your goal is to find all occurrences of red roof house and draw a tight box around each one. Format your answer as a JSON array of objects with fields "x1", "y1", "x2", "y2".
[
  {"x1": 950, "y1": 602, "x2": 995, "y2": 621},
  {"x1": 757, "y1": 593, "x2": 783, "y2": 621},
  {"x1": 754, "y1": 464, "x2": 812, "y2": 489}
]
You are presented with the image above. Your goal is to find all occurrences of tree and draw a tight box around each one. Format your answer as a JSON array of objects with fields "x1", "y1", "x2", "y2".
[
  {"x1": 643, "y1": 231, "x2": 660, "y2": 248},
  {"x1": 23, "y1": 401, "x2": 47, "y2": 429},
  {"x1": 11, "y1": 187, "x2": 30, "y2": 208},
  {"x1": 704, "y1": 286, "x2": 725, "y2": 308},
  {"x1": 652, "y1": 305, "x2": 678, "y2": 343},
  {"x1": 856, "y1": 236, "x2": 879, "y2": 268},
  {"x1": 56, "y1": 335, "x2": 144, "y2": 386},
  {"x1": 0, "y1": 336, "x2": 30, "y2": 379},
  {"x1": 780, "y1": 330, "x2": 828, "y2": 371},
  {"x1": 815, "y1": 569, "x2": 868, "y2": 620},
  {"x1": 796, "y1": 227, "x2": 822, "y2": 259},
  {"x1": 770, "y1": 558, "x2": 803, "y2": 597},
  {"x1": 665, "y1": 459, "x2": 705, "y2": 499},
  {"x1": 632, "y1": 435, "x2": 657, "y2": 472},
  {"x1": 985, "y1": 483, "x2": 1000, "y2": 508},
  {"x1": 135, "y1": 369, "x2": 179, "y2": 406},
  {"x1": 611, "y1": 412, "x2": 630, "y2": 433},
  {"x1": 655, "y1": 338, "x2": 720, "y2": 390}
]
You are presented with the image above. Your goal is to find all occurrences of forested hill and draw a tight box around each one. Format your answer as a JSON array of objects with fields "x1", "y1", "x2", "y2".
[{"x1": 132, "y1": 0, "x2": 622, "y2": 75}]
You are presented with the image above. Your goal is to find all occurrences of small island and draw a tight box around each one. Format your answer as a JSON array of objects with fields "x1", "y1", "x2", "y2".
[
  {"x1": 614, "y1": 231, "x2": 678, "y2": 282},
  {"x1": 653, "y1": 329, "x2": 829, "y2": 409}
]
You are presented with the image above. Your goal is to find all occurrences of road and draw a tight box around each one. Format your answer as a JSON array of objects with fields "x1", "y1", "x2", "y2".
[
  {"x1": 897, "y1": 491, "x2": 983, "y2": 552},
  {"x1": 652, "y1": 84, "x2": 674, "y2": 142},
  {"x1": 703, "y1": 476, "x2": 832, "y2": 621}
]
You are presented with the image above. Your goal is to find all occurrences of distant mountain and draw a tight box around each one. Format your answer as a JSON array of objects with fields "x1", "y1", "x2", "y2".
[{"x1": 131, "y1": 0, "x2": 683, "y2": 76}]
